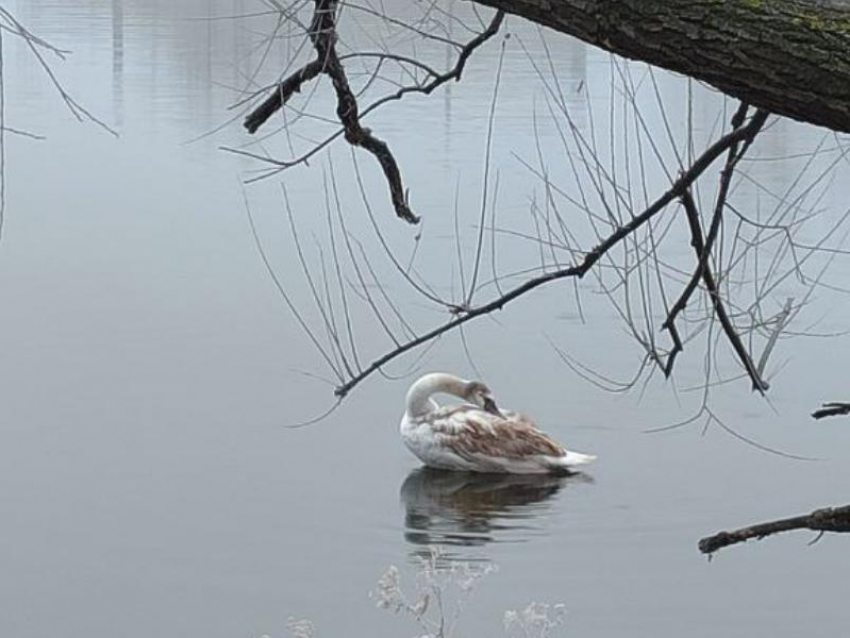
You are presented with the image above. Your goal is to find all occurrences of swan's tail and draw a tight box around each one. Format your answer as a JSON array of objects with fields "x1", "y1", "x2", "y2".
[{"x1": 555, "y1": 449, "x2": 597, "y2": 468}]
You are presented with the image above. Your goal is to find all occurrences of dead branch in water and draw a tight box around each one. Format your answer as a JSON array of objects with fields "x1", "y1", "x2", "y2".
[
  {"x1": 699, "y1": 505, "x2": 850, "y2": 555},
  {"x1": 699, "y1": 402, "x2": 850, "y2": 554},
  {"x1": 812, "y1": 402, "x2": 850, "y2": 419}
]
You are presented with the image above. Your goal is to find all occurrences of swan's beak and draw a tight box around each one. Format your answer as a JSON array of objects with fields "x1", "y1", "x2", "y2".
[{"x1": 482, "y1": 397, "x2": 504, "y2": 418}]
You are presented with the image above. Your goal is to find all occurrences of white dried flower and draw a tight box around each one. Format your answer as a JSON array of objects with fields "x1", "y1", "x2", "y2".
[
  {"x1": 503, "y1": 602, "x2": 567, "y2": 637},
  {"x1": 373, "y1": 548, "x2": 499, "y2": 637},
  {"x1": 372, "y1": 565, "x2": 405, "y2": 612},
  {"x1": 503, "y1": 610, "x2": 519, "y2": 628},
  {"x1": 411, "y1": 592, "x2": 430, "y2": 619},
  {"x1": 285, "y1": 617, "x2": 315, "y2": 638}
]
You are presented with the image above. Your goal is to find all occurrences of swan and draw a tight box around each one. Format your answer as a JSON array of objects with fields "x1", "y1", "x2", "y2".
[{"x1": 400, "y1": 372, "x2": 596, "y2": 474}]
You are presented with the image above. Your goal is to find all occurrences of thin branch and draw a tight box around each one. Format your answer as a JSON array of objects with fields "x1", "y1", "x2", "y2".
[
  {"x1": 663, "y1": 106, "x2": 770, "y2": 391},
  {"x1": 465, "y1": 36, "x2": 505, "y2": 306}
]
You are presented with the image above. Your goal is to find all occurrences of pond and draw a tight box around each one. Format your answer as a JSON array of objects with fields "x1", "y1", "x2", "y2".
[{"x1": 2, "y1": 2, "x2": 850, "y2": 637}]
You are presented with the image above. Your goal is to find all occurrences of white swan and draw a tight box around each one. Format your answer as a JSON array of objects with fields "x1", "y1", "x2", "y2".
[{"x1": 400, "y1": 372, "x2": 596, "y2": 474}]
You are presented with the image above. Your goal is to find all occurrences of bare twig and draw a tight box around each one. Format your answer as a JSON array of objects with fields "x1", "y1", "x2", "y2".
[{"x1": 0, "y1": 7, "x2": 114, "y2": 241}]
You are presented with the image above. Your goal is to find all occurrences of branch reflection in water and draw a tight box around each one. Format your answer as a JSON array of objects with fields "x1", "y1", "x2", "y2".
[{"x1": 400, "y1": 467, "x2": 594, "y2": 561}]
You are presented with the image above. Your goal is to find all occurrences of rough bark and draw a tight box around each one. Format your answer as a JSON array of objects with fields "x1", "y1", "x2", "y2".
[{"x1": 471, "y1": 0, "x2": 850, "y2": 133}]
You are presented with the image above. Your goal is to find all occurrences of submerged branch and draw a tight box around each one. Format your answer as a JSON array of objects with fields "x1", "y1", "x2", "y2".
[
  {"x1": 812, "y1": 402, "x2": 850, "y2": 419},
  {"x1": 699, "y1": 505, "x2": 850, "y2": 555}
]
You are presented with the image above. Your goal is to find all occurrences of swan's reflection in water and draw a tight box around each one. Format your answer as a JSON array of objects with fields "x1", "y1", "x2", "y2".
[{"x1": 400, "y1": 467, "x2": 592, "y2": 560}]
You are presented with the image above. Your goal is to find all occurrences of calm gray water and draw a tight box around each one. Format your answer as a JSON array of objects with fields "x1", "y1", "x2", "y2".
[{"x1": 2, "y1": 2, "x2": 850, "y2": 637}]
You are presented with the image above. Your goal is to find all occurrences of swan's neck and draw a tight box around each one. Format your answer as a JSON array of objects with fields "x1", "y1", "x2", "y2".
[{"x1": 405, "y1": 373, "x2": 467, "y2": 417}]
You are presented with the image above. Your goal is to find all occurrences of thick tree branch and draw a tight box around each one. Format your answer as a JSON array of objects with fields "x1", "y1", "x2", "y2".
[
  {"x1": 699, "y1": 505, "x2": 850, "y2": 555},
  {"x1": 472, "y1": 0, "x2": 850, "y2": 133}
]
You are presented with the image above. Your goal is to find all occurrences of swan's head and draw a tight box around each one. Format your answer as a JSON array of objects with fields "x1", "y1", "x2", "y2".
[{"x1": 464, "y1": 381, "x2": 503, "y2": 417}]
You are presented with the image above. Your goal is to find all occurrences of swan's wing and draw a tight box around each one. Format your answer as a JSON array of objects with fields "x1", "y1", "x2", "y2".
[{"x1": 428, "y1": 406, "x2": 566, "y2": 460}]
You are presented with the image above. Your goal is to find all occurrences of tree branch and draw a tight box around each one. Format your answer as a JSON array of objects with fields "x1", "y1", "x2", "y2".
[
  {"x1": 472, "y1": 0, "x2": 850, "y2": 133},
  {"x1": 812, "y1": 402, "x2": 850, "y2": 419},
  {"x1": 243, "y1": 1, "x2": 418, "y2": 223},
  {"x1": 699, "y1": 505, "x2": 850, "y2": 555},
  {"x1": 242, "y1": 5, "x2": 506, "y2": 225},
  {"x1": 664, "y1": 107, "x2": 770, "y2": 392},
  {"x1": 334, "y1": 108, "x2": 770, "y2": 397},
  {"x1": 243, "y1": 59, "x2": 324, "y2": 134}
]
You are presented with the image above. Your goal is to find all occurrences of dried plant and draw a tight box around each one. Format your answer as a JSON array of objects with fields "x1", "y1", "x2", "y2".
[
  {"x1": 371, "y1": 547, "x2": 497, "y2": 638},
  {"x1": 284, "y1": 617, "x2": 315, "y2": 638},
  {"x1": 504, "y1": 602, "x2": 567, "y2": 638},
  {"x1": 273, "y1": 549, "x2": 567, "y2": 637}
]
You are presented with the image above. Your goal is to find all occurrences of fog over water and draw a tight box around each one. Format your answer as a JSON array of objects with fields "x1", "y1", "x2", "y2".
[{"x1": 2, "y1": 2, "x2": 850, "y2": 637}]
